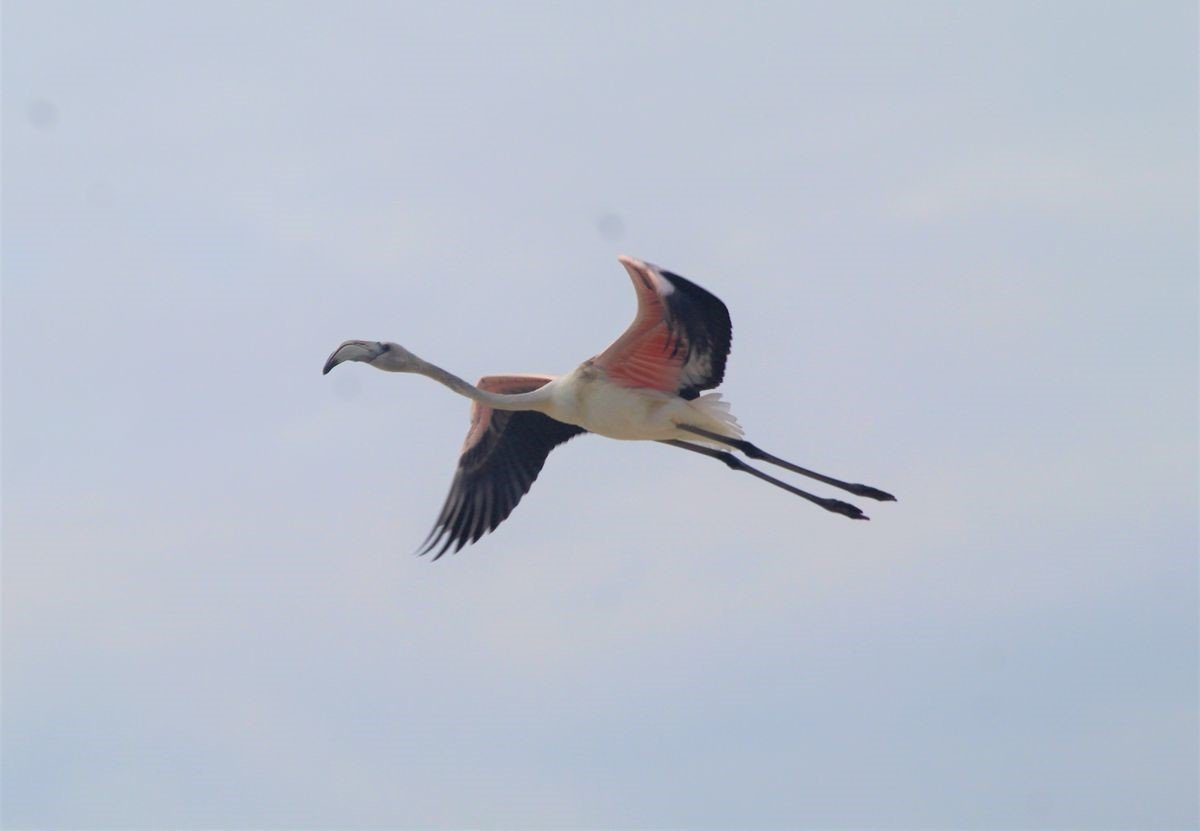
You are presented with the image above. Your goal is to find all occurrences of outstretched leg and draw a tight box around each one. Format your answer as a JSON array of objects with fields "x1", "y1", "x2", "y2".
[
  {"x1": 661, "y1": 440, "x2": 869, "y2": 520},
  {"x1": 675, "y1": 425, "x2": 896, "y2": 502}
]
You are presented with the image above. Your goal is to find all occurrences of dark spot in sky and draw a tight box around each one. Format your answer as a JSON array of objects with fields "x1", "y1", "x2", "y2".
[
  {"x1": 27, "y1": 98, "x2": 58, "y2": 130},
  {"x1": 595, "y1": 212, "x2": 625, "y2": 241}
]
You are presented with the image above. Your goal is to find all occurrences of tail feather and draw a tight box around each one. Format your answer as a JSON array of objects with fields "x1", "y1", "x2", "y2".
[{"x1": 690, "y1": 392, "x2": 743, "y2": 439}]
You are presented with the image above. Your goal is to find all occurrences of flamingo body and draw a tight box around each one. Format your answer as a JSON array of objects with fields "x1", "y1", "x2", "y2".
[
  {"x1": 542, "y1": 363, "x2": 740, "y2": 443},
  {"x1": 323, "y1": 254, "x2": 894, "y2": 557}
]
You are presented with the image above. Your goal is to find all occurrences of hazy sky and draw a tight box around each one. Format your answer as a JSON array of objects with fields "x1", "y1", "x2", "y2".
[{"x1": 3, "y1": 2, "x2": 1197, "y2": 829}]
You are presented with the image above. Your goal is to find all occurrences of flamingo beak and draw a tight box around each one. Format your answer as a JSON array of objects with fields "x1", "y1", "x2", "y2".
[{"x1": 322, "y1": 340, "x2": 384, "y2": 374}]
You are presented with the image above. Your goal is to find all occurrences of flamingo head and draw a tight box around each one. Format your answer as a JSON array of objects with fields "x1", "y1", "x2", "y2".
[{"x1": 322, "y1": 340, "x2": 422, "y2": 375}]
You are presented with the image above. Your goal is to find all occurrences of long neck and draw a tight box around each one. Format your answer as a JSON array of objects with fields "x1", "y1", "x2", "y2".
[{"x1": 414, "y1": 359, "x2": 551, "y2": 413}]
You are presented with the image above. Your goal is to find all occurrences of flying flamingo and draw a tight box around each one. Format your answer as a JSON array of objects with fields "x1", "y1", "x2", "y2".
[{"x1": 324, "y1": 255, "x2": 895, "y2": 557}]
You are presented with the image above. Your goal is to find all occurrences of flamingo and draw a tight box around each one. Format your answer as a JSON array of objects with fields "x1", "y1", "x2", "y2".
[{"x1": 324, "y1": 255, "x2": 895, "y2": 557}]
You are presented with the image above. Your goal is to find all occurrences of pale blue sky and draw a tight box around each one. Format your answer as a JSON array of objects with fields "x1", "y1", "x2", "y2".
[{"x1": 3, "y1": 1, "x2": 1197, "y2": 829}]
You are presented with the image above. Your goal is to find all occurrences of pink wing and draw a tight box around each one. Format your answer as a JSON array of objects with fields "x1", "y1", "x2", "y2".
[
  {"x1": 419, "y1": 374, "x2": 585, "y2": 558},
  {"x1": 593, "y1": 256, "x2": 732, "y2": 399}
]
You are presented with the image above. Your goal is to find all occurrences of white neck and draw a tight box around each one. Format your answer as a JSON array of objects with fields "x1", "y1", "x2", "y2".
[{"x1": 412, "y1": 359, "x2": 552, "y2": 413}]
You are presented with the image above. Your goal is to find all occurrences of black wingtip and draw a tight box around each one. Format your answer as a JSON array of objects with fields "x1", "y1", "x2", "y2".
[{"x1": 415, "y1": 526, "x2": 445, "y2": 559}]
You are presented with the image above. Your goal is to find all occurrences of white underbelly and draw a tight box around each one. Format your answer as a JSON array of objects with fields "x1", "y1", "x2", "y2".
[
  {"x1": 548, "y1": 371, "x2": 681, "y2": 440},
  {"x1": 544, "y1": 367, "x2": 741, "y2": 444},
  {"x1": 580, "y1": 385, "x2": 680, "y2": 440}
]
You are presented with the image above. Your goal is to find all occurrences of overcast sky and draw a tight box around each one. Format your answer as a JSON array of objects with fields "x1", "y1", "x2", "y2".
[{"x1": 3, "y1": 2, "x2": 1197, "y2": 829}]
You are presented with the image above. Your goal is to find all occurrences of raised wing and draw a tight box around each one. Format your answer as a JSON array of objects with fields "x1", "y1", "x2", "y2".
[
  {"x1": 592, "y1": 256, "x2": 732, "y2": 399},
  {"x1": 418, "y1": 374, "x2": 586, "y2": 558}
]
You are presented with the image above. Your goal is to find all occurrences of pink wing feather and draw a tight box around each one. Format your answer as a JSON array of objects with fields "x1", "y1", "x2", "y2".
[{"x1": 592, "y1": 256, "x2": 732, "y2": 399}]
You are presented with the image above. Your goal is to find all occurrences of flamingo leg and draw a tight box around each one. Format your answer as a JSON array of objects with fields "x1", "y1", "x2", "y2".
[
  {"x1": 674, "y1": 425, "x2": 896, "y2": 502},
  {"x1": 660, "y1": 440, "x2": 869, "y2": 520}
]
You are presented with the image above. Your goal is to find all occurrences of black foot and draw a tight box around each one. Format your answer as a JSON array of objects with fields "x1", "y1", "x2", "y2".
[
  {"x1": 823, "y1": 498, "x2": 869, "y2": 520},
  {"x1": 847, "y1": 484, "x2": 897, "y2": 502}
]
